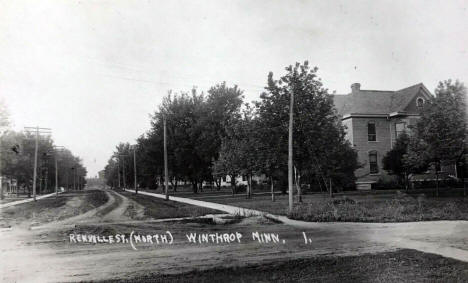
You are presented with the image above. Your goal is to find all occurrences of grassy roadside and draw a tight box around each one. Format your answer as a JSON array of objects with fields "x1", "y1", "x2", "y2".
[
  {"x1": 121, "y1": 191, "x2": 223, "y2": 219},
  {"x1": 180, "y1": 190, "x2": 468, "y2": 222},
  {"x1": 288, "y1": 193, "x2": 468, "y2": 222},
  {"x1": 0, "y1": 190, "x2": 108, "y2": 227},
  {"x1": 99, "y1": 249, "x2": 468, "y2": 282}
]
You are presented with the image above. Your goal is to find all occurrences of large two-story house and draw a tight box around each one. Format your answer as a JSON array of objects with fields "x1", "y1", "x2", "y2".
[{"x1": 333, "y1": 83, "x2": 433, "y2": 190}]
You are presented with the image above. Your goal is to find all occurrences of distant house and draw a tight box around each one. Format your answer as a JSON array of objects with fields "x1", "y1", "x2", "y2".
[
  {"x1": 219, "y1": 174, "x2": 268, "y2": 187},
  {"x1": 0, "y1": 176, "x2": 18, "y2": 195},
  {"x1": 333, "y1": 83, "x2": 433, "y2": 190}
]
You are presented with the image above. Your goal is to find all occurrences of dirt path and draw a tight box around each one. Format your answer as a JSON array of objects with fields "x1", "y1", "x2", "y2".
[
  {"x1": 33, "y1": 190, "x2": 147, "y2": 230},
  {"x1": 127, "y1": 189, "x2": 468, "y2": 263},
  {"x1": 101, "y1": 191, "x2": 146, "y2": 222},
  {"x1": 2, "y1": 189, "x2": 468, "y2": 282}
]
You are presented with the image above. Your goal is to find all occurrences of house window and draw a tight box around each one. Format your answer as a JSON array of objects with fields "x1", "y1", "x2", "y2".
[
  {"x1": 368, "y1": 121, "x2": 376, "y2": 141},
  {"x1": 242, "y1": 175, "x2": 247, "y2": 181},
  {"x1": 416, "y1": 97, "x2": 424, "y2": 108},
  {"x1": 369, "y1": 151, "x2": 379, "y2": 174},
  {"x1": 395, "y1": 122, "x2": 406, "y2": 138},
  {"x1": 222, "y1": 176, "x2": 226, "y2": 182}
]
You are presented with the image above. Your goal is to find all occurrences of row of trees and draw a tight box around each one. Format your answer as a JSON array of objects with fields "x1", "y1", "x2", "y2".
[
  {"x1": 0, "y1": 103, "x2": 87, "y2": 194},
  {"x1": 105, "y1": 62, "x2": 359, "y2": 196},
  {"x1": 383, "y1": 79, "x2": 467, "y2": 193}
]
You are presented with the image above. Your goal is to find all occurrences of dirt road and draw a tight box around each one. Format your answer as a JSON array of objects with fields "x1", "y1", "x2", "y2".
[{"x1": 1, "y1": 188, "x2": 468, "y2": 282}]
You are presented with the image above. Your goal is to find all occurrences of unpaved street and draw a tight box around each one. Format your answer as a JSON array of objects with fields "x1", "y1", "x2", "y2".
[{"x1": 1, "y1": 188, "x2": 468, "y2": 282}]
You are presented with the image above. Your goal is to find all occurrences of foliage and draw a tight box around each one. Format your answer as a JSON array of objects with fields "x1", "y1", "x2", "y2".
[
  {"x1": 214, "y1": 104, "x2": 257, "y2": 195},
  {"x1": 254, "y1": 61, "x2": 358, "y2": 189},
  {"x1": 105, "y1": 85, "x2": 245, "y2": 193},
  {"x1": 382, "y1": 132, "x2": 410, "y2": 179},
  {"x1": 0, "y1": 130, "x2": 86, "y2": 191},
  {"x1": 405, "y1": 79, "x2": 467, "y2": 171}
]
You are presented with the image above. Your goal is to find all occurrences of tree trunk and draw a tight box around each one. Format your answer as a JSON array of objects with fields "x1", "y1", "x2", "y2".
[
  {"x1": 329, "y1": 178, "x2": 333, "y2": 198},
  {"x1": 192, "y1": 181, "x2": 198, "y2": 194},
  {"x1": 246, "y1": 174, "x2": 252, "y2": 199},
  {"x1": 270, "y1": 176, "x2": 275, "y2": 202},
  {"x1": 463, "y1": 171, "x2": 466, "y2": 197},
  {"x1": 230, "y1": 174, "x2": 236, "y2": 195},
  {"x1": 215, "y1": 178, "x2": 221, "y2": 191},
  {"x1": 436, "y1": 172, "x2": 439, "y2": 197},
  {"x1": 404, "y1": 171, "x2": 408, "y2": 191},
  {"x1": 461, "y1": 165, "x2": 466, "y2": 196},
  {"x1": 170, "y1": 178, "x2": 175, "y2": 191},
  {"x1": 297, "y1": 170, "x2": 302, "y2": 202}
]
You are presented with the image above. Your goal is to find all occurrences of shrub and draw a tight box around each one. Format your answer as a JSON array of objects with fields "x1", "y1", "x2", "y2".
[{"x1": 373, "y1": 175, "x2": 403, "y2": 190}]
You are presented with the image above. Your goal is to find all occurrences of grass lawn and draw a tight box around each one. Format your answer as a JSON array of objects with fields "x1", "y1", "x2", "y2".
[
  {"x1": 0, "y1": 190, "x2": 108, "y2": 227},
  {"x1": 121, "y1": 191, "x2": 223, "y2": 219},
  {"x1": 288, "y1": 192, "x2": 468, "y2": 222},
  {"x1": 149, "y1": 186, "x2": 468, "y2": 222},
  {"x1": 99, "y1": 249, "x2": 468, "y2": 282}
]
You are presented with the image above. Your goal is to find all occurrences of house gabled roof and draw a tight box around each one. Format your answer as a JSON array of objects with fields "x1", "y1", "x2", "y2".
[{"x1": 332, "y1": 83, "x2": 433, "y2": 117}]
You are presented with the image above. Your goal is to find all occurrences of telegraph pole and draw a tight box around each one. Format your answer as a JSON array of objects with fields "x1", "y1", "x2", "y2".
[
  {"x1": 288, "y1": 90, "x2": 294, "y2": 213},
  {"x1": 24, "y1": 126, "x2": 51, "y2": 201},
  {"x1": 122, "y1": 157, "x2": 126, "y2": 189},
  {"x1": 0, "y1": 133, "x2": 3, "y2": 200},
  {"x1": 53, "y1": 146, "x2": 65, "y2": 197},
  {"x1": 117, "y1": 157, "x2": 121, "y2": 189},
  {"x1": 72, "y1": 167, "x2": 76, "y2": 190},
  {"x1": 164, "y1": 116, "x2": 169, "y2": 201},
  {"x1": 33, "y1": 128, "x2": 39, "y2": 199},
  {"x1": 0, "y1": 142, "x2": 2, "y2": 200},
  {"x1": 118, "y1": 154, "x2": 128, "y2": 190},
  {"x1": 133, "y1": 145, "x2": 138, "y2": 194},
  {"x1": 153, "y1": 111, "x2": 170, "y2": 200}
]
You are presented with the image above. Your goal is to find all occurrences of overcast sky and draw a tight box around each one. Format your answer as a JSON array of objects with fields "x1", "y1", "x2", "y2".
[{"x1": 1, "y1": 0, "x2": 467, "y2": 177}]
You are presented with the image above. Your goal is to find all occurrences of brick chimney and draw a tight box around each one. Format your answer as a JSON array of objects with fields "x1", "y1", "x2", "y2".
[{"x1": 351, "y1": 83, "x2": 361, "y2": 93}]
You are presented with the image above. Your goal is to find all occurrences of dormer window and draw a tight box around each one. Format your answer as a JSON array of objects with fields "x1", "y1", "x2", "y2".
[{"x1": 416, "y1": 97, "x2": 424, "y2": 108}]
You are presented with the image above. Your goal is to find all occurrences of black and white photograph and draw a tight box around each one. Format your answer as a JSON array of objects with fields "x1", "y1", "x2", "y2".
[{"x1": 0, "y1": 1, "x2": 467, "y2": 282}]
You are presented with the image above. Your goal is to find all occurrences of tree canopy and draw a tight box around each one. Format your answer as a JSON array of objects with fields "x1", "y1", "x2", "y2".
[
  {"x1": 103, "y1": 62, "x2": 360, "y2": 194},
  {"x1": 405, "y1": 79, "x2": 467, "y2": 170}
]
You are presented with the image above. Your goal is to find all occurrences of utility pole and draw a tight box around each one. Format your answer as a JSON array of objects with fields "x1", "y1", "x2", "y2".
[
  {"x1": 0, "y1": 142, "x2": 2, "y2": 200},
  {"x1": 53, "y1": 146, "x2": 65, "y2": 197},
  {"x1": 43, "y1": 153, "x2": 50, "y2": 193},
  {"x1": 164, "y1": 116, "x2": 169, "y2": 201},
  {"x1": 34, "y1": 128, "x2": 39, "y2": 199},
  {"x1": 24, "y1": 126, "x2": 51, "y2": 201},
  {"x1": 72, "y1": 167, "x2": 76, "y2": 190},
  {"x1": 0, "y1": 133, "x2": 3, "y2": 200},
  {"x1": 117, "y1": 157, "x2": 121, "y2": 189},
  {"x1": 0, "y1": 130, "x2": 6, "y2": 200},
  {"x1": 288, "y1": 90, "x2": 294, "y2": 213},
  {"x1": 133, "y1": 145, "x2": 138, "y2": 194},
  {"x1": 118, "y1": 154, "x2": 128, "y2": 190},
  {"x1": 122, "y1": 157, "x2": 126, "y2": 190},
  {"x1": 152, "y1": 111, "x2": 170, "y2": 200}
]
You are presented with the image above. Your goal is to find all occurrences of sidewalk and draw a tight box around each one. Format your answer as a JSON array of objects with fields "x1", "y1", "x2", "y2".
[
  {"x1": 124, "y1": 189, "x2": 267, "y2": 216},
  {"x1": 0, "y1": 192, "x2": 58, "y2": 209}
]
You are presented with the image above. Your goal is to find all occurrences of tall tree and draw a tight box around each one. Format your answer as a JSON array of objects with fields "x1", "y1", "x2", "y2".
[
  {"x1": 214, "y1": 104, "x2": 258, "y2": 197},
  {"x1": 383, "y1": 132, "x2": 410, "y2": 185},
  {"x1": 255, "y1": 61, "x2": 358, "y2": 196},
  {"x1": 405, "y1": 80, "x2": 466, "y2": 170},
  {"x1": 405, "y1": 79, "x2": 467, "y2": 196}
]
